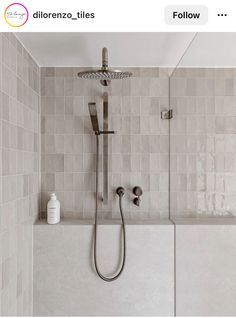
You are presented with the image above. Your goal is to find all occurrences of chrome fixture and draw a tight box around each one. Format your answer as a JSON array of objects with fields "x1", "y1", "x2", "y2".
[
  {"x1": 80, "y1": 48, "x2": 132, "y2": 281},
  {"x1": 133, "y1": 186, "x2": 143, "y2": 197},
  {"x1": 82, "y1": 47, "x2": 133, "y2": 202},
  {"x1": 88, "y1": 101, "x2": 114, "y2": 204},
  {"x1": 133, "y1": 186, "x2": 143, "y2": 207},
  {"x1": 88, "y1": 103, "x2": 99, "y2": 133},
  {"x1": 161, "y1": 109, "x2": 173, "y2": 120},
  {"x1": 116, "y1": 186, "x2": 125, "y2": 197},
  {"x1": 77, "y1": 47, "x2": 133, "y2": 86},
  {"x1": 94, "y1": 126, "x2": 126, "y2": 282},
  {"x1": 103, "y1": 92, "x2": 109, "y2": 204},
  {"x1": 88, "y1": 102, "x2": 114, "y2": 135},
  {"x1": 88, "y1": 102, "x2": 126, "y2": 282},
  {"x1": 88, "y1": 100, "x2": 114, "y2": 204}
]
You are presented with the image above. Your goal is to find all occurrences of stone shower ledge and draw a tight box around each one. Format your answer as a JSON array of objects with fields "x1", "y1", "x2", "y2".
[
  {"x1": 171, "y1": 217, "x2": 236, "y2": 225},
  {"x1": 34, "y1": 218, "x2": 173, "y2": 226},
  {"x1": 34, "y1": 217, "x2": 236, "y2": 226}
]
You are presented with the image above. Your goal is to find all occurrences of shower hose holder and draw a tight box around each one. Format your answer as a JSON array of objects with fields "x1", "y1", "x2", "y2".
[{"x1": 95, "y1": 130, "x2": 115, "y2": 135}]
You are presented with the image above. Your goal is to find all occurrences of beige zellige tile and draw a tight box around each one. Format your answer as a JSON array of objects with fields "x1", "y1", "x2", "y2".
[
  {"x1": 73, "y1": 155, "x2": 83, "y2": 172},
  {"x1": 64, "y1": 154, "x2": 73, "y2": 172}
]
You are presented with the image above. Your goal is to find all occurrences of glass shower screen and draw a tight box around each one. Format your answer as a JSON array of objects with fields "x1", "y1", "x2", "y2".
[{"x1": 169, "y1": 33, "x2": 236, "y2": 219}]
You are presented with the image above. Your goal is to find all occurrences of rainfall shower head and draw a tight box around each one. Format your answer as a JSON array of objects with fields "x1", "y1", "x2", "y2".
[
  {"x1": 88, "y1": 103, "x2": 99, "y2": 133},
  {"x1": 78, "y1": 69, "x2": 132, "y2": 80},
  {"x1": 77, "y1": 47, "x2": 132, "y2": 86}
]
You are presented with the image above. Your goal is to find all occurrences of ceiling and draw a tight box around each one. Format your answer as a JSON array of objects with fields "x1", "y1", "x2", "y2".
[
  {"x1": 16, "y1": 32, "x2": 195, "y2": 67},
  {"x1": 178, "y1": 33, "x2": 236, "y2": 67}
]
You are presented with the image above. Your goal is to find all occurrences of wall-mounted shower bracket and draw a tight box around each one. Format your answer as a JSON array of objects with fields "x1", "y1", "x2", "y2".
[
  {"x1": 161, "y1": 109, "x2": 173, "y2": 120},
  {"x1": 95, "y1": 130, "x2": 115, "y2": 135}
]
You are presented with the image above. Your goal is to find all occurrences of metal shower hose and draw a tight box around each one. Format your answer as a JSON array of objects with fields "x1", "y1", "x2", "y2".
[{"x1": 94, "y1": 134, "x2": 126, "y2": 282}]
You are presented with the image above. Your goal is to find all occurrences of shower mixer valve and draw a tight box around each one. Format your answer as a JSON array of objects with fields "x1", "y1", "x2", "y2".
[{"x1": 133, "y1": 186, "x2": 143, "y2": 207}]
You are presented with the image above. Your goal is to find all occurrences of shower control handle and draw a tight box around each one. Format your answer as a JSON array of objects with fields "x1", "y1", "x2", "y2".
[
  {"x1": 133, "y1": 197, "x2": 141, "y2": 207},
  {"x1": 133, "y1": 186, "x2": 143, "y2": 197},
  {"x1": 133, "y1": 186, "x2": 143, "y2": 207}
]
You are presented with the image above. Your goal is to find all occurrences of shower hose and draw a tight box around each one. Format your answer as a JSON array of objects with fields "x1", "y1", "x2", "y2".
[{"x1": 94, "y1": 133, "x2": 126, "y2": 282}]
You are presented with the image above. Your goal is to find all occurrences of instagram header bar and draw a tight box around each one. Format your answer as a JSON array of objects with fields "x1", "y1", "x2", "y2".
[{"x1": 0, "y1": 0, "x2": 235, "y2": 31}]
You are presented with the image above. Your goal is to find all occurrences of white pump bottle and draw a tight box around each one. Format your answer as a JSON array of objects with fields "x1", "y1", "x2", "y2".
[{"x1": 47, "y1": 193, "x2": 60, "y2": 224}]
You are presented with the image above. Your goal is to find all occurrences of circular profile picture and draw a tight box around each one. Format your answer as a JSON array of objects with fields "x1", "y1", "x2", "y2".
[{"x1": 4, "y1": 3, "x2": 29, "y2": 27}]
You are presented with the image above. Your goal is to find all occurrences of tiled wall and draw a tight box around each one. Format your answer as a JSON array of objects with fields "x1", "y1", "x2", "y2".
[
  {"x1": 0, "y1": 33, "x2": 40, "y2": 315},
  {"x1": 41, "y1": 67, "x2": 169, "y2": 219},
  {"x1": 170, "y1": 68, "x2": 236, "y2": 217}
]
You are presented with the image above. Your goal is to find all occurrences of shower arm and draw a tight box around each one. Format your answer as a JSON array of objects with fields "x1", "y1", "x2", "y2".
[{"x1": 102, "y1": 47, "x2": 108, "y2": 70}]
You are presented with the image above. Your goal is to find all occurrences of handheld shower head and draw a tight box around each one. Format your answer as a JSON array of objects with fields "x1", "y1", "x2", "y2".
[{"x1": 88, "y1": 103, "x2": 99, "y2": 133}]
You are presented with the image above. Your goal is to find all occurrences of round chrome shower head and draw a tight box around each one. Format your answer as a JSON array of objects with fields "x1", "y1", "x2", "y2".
[
  {"x1": 77, "y1": 47, "x2": 132, "y2": 84},
  {"x1": 77, "y1": 69, "x2": 132, "y2": 80}
]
